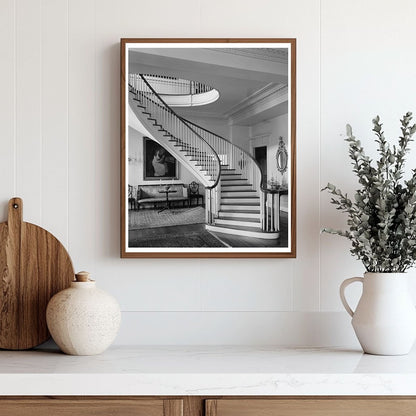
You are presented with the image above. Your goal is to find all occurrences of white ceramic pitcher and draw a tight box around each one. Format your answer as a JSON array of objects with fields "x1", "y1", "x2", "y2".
[{"x1": 340, "y1": 272, "x2": 416, "y2": 355}]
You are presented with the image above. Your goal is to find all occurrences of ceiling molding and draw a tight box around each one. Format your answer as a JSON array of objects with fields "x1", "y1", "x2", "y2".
[
  {"x1": 250, "y1": 132, "x2": 272, "y2": 142},
  {"x1": 225, "y1": 83, "x2": 288, "y2": 125},
  {"x1": 207, "y1": 48, "x2": 288, "y2": 64}
]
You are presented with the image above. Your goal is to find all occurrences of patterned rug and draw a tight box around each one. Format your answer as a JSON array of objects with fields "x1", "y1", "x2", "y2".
[
  {"x1": 129, "y1": 224, "x2": 226, "y2": 248},
  {"x1": 129, "y1": 206, "x2": 205, "y2": 230}
]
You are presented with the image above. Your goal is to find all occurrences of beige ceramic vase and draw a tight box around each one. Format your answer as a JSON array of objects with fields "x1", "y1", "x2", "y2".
[{"x1": 46, "y1": 271, "x2": 121, "y2": 355}]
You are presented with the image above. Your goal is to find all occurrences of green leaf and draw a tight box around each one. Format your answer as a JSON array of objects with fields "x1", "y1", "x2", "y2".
[{"x1": 322, "y1": 112, "x2": 416, "y2": 273}]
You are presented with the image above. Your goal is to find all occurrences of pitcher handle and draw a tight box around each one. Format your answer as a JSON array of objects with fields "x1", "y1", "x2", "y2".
[{"x1": 340, "y1": 277, "x2": 363, "y2": 317}]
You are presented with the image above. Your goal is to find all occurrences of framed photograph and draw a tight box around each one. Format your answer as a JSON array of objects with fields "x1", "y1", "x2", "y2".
[
  {"x1": 121, "y1": 38, "x2": 296, "y2": 258},
  {"x1": 143, "y1": 137, "x2": 178, "y2": 180}
]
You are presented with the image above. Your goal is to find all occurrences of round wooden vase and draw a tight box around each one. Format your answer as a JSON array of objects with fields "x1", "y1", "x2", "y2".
[{"x1": 46, "y1": 271, "x2": 121, "y2": 355}]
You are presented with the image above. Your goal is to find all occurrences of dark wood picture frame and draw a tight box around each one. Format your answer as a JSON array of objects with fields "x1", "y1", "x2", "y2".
[{"x1": 121, "y1": 38, "x2": 296, "y2": 258}]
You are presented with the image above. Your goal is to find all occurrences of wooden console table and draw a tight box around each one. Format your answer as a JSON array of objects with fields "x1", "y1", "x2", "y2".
[
  {"x1": 1, "y1": 346, "x2": 416, "y2": 415},
  {"x1": 2, "y1": 396, "x2": 416, "y2": 416}
]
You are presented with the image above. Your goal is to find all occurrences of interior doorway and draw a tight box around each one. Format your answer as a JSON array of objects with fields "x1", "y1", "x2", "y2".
[{"x1": 254, "y1": 146, "x2": 267, "y2": 185}]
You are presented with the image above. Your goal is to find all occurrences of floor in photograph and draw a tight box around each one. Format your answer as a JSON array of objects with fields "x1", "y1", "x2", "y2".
[
  {"x1": 129, "y1": 206, "x2": 205, "y2": 230},
  {"x1": 128, "y1": 212, "x2": 289, "y2": 249},
  {"x1": 129, "y1": 223, "x2": 226, "y2": 248}
]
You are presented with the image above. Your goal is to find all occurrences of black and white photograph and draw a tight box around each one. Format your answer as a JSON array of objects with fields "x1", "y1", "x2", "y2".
[{"x1": 121, "y1": 39, "x2": 296, "y2": 258}]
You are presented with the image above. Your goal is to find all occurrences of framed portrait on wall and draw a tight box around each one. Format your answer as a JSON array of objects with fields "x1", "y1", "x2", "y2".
[
  {"x1": 143, "y1": 137, "x2": 178, "y2": 180},
  {"x1": 121, "y1": 38, "x2": 297, "y2": 258}
]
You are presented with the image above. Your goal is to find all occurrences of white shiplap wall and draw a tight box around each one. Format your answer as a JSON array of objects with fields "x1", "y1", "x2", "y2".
[{"x1": 1, "y1": 0, "x2": 416, "y2": 346}]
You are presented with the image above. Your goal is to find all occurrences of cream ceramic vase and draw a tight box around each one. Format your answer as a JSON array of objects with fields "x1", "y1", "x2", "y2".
[
  {"x1": 46, "y1": 271, "x2": 121, "y2": 356},
  {"x1": 340, "y1": 272, "x2": 416, "y2": 355}
]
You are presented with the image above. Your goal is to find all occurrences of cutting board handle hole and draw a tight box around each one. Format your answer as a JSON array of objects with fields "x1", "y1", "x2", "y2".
[{"x1": 13, "y1": 204, "x2": 18, "y2": 209}]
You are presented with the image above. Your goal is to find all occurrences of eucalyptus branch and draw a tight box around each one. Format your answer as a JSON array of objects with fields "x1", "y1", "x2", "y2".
[{"x1": 322, "y1": 113, "x2": 416, "y2": 273}]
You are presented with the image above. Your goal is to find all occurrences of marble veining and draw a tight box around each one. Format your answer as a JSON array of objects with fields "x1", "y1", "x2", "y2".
[{"x1": 1, "y1": 345, "x2": 416, "y2": 395}]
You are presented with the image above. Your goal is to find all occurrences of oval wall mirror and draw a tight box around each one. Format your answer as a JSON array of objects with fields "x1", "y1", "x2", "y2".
[{"x1": 276, "y1": 136, "x2": 288, "y2": 174}]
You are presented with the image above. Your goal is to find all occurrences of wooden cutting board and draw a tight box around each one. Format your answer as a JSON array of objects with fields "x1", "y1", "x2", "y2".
[{"x1": 0, "y1": 197, "x2": 74, "y2": 350}]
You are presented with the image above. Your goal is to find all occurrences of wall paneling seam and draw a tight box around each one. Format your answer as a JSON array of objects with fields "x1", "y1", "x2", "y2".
[
  {"x1": 66, "y1": 0, "x2": 69, "y2": 248},
  {"x1": 40, "y1": 0, "x2": 43, "y2": 225},
  {"x1": 93, "y1": 0, "x2": 97, "y2": 271},
  {"x1": 318, "y1": 0, "x2": 322, "y2": 312},
  {"x1": 13, "y1": 0, "x2": 16, "y2": 196}
]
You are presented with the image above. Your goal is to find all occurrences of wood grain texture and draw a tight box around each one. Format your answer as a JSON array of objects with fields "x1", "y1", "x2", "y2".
[
  {"x1": 164, "y1": 399, "x2": 184, "y2": 416},
  {"x1": 184, "y1": 396, "x2": 203, "y2": 416},
  {"x1": 0, "y1": 398, "x2": 169, "y2": 416},
  {"x1": 120, "y1": 38, "x2": 297, "y2": 258},
  {"x1": 205, "y1": 399, "x2": 217, "y2": 416},
  {"x1": 289, "y1": 38, "x2": 296, "y2": 259},
  {"x1": 0, "y1": 198, "x2": 74, "y2": 350},
  {"x1": 1, "y1": 397, "x2": 416, "y2": 416},
  {"x1": 209, "y1": 398, "x2": 416, "y2": 416}
]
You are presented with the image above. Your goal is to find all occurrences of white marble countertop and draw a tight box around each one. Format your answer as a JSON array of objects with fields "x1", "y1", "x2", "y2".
[{"x1": 1, "y1": 345, "x2": 416, "y2": 396}]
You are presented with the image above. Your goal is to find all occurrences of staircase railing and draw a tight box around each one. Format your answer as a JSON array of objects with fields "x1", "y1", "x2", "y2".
[
  {"x1": 180, "y1": 120, "x2": 280, "y2": 232},
  {"x1": 129, "y1": 74, "x2": 222, "y2": 224},
  {"x1": 142, "y1": 74, "x2": 214, "y2": 96},
  {"x1": 181, "y1": 119, "x2": 263, "y2": 190}
]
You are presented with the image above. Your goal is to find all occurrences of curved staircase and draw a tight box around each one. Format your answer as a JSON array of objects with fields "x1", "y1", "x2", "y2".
[{"x1": 129, "y1": 74, "x2": 281, "y2": 240}]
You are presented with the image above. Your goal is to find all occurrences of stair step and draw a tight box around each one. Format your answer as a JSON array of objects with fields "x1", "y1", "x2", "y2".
[
  {"x1": 133, "y1": 99, "x2": 145, "y2": 107},
  {"x1": 221, "y1": 194, "x2": 259, "y2": 197},
  {"x1": 192, "y1": 159, "x2": 208, "y2": 167},
  {"x1": 206, "y1": 224, "x2": 279, "y2": 240},
  {"x1": 221, "y1": 190, "x2": 257, "y2": 197},
  {"x1": 218, "y1": 216, "x2": 260, "y2": 223},
  {"x1": 220, "y1": 204, "x2": 260, "y2": 212},
  {"x1": 215, "y1": 218, "x2": 261, "y2": 229},
  {"x1": 220, "y1": 180, "x2": 249, "y2": 187},
  {"x1": 175, "y1": 144, "x2": 195, "y2": 150},
  {"x1": 221, "y1": 197, "x2": 260, "y2": 204},
  {"x1": 185, "y1": 153, "x2": 207, "y2": 157},
  {"x1": 181, "y1": 149, "x2": 200, "y2": 153},
  {"x1": 195, "y1": 165, "x2": 215, "y2": 169},
  {"x1": 198, "y1": 169, "x2": 212, "y2": 176},
  {"x1": 218, "y1": 211, "x2": 260, "y2": 219},
  {"x1": 220, "y1": 173, "x2": 243, "y2": 177},
  {"x1": 220, "y1": 185, "x2": 253, "y2": 191}
]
